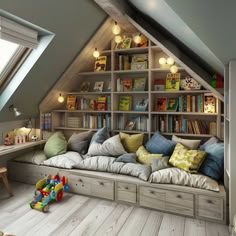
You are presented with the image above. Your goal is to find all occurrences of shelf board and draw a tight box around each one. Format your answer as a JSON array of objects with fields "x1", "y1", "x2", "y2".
[
  {"x1": 66, "y1": 92, "x2": 111, "y2": 95},
  {"x1": 113, "y1": 111, "x2": 149, "y2": 114},
  {"x1": 153, "y1": 132, "x2": 213, "y2": 137},
  {"x1": 78, "y1": 71, "x2": 112, "y2": 76},
  {"x1": 54, "y1": 127, "x2": 99, "y2": 131},
  {"x1": 114, "y1": 69, "x2": 148, "y2": 74},
  {"x1": 113, "y1": 47, "x2": 149, "y2": 54},
  {"x1": 151, "y1": 90, "x2": 210, "y2": 94},
  {"x1": 151, "y1": 112, "x2": 218, "y2": 116},
  {"x1": 150, "y1": 45, "x2": 161, "y2": 51},
  {"x1": 101, "y1": 49, "x2": 111, "y2": 55},
  {"x1": 113, "y1": 91, "x2": 148, "y2": 94},
  {"x1": 53, "y1": 110, "x2": 111, "y2": 113},
  {"x1": 151, "y1": 67, "x2": 184, "y2": 72},
  {"x1": 113, "y1": 130, "x2": 149, "y2": 134}
]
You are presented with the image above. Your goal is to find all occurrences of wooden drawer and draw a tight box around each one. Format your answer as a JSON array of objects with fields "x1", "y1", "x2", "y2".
[
  {"x1": 116, "y1": 182, "x2": 137, "y2": 203},
  {"x1": 139, "y1": 186, "x2": 166, "y2": 210},
  {"x1": 69, "y1": 175, "x2": 114, "y2": 200},
  {"x1": 197, "y1": 195, "x2": 224, "y2": 220},
  {"x1": 165, "y1": 191, "x2": 194, "y2": 216}
]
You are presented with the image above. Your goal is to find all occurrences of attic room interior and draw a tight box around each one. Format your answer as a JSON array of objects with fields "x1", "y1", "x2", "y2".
[{"x1": 0, "y1": 0, "x2": 235, "y2": 235}]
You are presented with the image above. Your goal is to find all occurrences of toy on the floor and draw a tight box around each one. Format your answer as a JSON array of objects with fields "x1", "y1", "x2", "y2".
[{"x1": 29, "y1": 174, "x2": 69, "y2": 212}]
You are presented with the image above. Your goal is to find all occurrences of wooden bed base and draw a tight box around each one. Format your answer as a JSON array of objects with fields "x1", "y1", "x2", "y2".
[{"x1": 8, "y1": 160, "x2": 227, "y2": 224}]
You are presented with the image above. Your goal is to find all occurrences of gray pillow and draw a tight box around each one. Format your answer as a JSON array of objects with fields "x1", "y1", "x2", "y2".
[
  {"x1": 200, "y1": 136, "x2": 219, "y2": 150},
  {"x1": 14, "y1": 150, "x2": 47, "y2": 165},
  {"x1": 115, "y1": 153, "x2": 137, "y2": 163},
  {"x1": 151, "y1": 156, "x2": 170, "y2": 172},
  {"x1": 68, "y1": 131, "x2": 93, "y2": 154},
  {"x1": 90, "y1": 127, "x2": 110, "y2": 144}
]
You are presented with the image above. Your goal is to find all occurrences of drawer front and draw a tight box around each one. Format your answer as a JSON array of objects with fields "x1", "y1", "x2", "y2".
[
  {"x1": 197, "y1": 195, "x2": 223, "y2": 220},
  {"x1": 139, "y1": 186, "x2": 166, "y2": 210},
  {"x1": 117, "y1": 182, "x2": 137, "y2": 203},
  {"x1": 165, "y1": 191, "x2": 194, "y2": 216},
  {"x1": 68, "y1": 175, "x2": 114, "y2": 200}
]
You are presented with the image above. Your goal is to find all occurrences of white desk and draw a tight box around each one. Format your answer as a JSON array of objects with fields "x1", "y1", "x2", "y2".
[{"x1": 0, "y1": 140, "x2": 46, "y2": 156}]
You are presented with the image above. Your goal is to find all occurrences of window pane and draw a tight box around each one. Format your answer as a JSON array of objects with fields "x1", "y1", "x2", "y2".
[{"x1": 0, "y1": 39, "x2": 20, "y2": 75}]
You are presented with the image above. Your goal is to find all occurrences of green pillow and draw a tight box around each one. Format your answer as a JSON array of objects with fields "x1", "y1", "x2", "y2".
[
  {"x1": 120, "y1": 132, "x2": 144, "y2": 153},
  {"x1": 136, "y1": 145, "x2": 162, "y2": 164},
  {"x1": 169, "y1": 143, "x2": 206, "y2": 173},
  {"x1": 44, "y1": 132, "x2": 67, "y2": 158}
]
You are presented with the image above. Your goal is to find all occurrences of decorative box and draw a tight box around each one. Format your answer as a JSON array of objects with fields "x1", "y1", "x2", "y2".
[
  {"x1": 131, "y1": 62, "x2": 148, "y2": 70},
  {"x1": 67, "y1": 117, "x2": 81, "y2": 128},
  {"x1": 180, "y1": 76, "x2": 202, "y2": 90}
]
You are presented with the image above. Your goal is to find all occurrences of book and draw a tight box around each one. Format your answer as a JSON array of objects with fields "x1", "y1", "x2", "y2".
[
  {"x1": 133, "y1": 34, "x2": 148, "y2": 48},
  {"x1": 156, "y1": 97, "x2": 167, "y2": 111},
  {"x1": 93, "y1": 81, "x2": 104, "y2": 92},
  {"x1": 80, "y1": 81, "x2": 90, "y2": 92},
  {"x1": 89, "y1": 99, "x2": 96, "y2": 110},
  {"x1": 97, "y1": 96, "x2": 107, "y2": 111},
  {"x1": 165, "y1": 73, "x2": 180, "y2": 91},
  {"x1": 122, "y1": 78, "x2": 133, "y2": 91},
  {"x1": 119, "y1": 95, "x2": 132, "y2": 111},
  {"x1": 66, "y1": 95, "x2": 77, "y2": 110},
  {"x1": 133, "y1": 77, "x2": 146, "y2": 91},
  {"x1": 204, "y1": 94, "x2": 216, "y2": 113},
  {"x1": 94, "y1": 56, "x2": 107, "y2": 72},
  {"x1": 125, "y1": 117, "x2": 137, "y2": 131},
  {"x1": 134, "y1": 98, "x2": 148, "y2": 111},
  {"x1": 116, "y1": 36, "x2": 132, "y2": 49},
  {"x1": 166, "y1": 97, "x2": 178, "y2": 111},
  {"x1": 107, "y1": 81, "x2": 112, "y2": 92},
  {"x1": 153, "y1": 78, "x2": 165, "y2": 91},
  {"x1": 131, "y1": 54, "x2": 148, "y2": 63}
]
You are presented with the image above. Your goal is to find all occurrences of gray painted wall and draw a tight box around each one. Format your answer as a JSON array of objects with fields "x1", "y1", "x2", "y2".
[{"x1": 0, "y1": 0, "x2": 107, "y2": 122}]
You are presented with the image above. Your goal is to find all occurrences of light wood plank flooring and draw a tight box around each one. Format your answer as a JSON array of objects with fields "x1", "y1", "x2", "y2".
[{"x1": 0, "y1": 182, "x2": 229, "y2": 236}]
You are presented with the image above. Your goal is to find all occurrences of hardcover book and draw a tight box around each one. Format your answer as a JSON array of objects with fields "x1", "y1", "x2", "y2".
[
  {"x1": 134, "y1": 98, "x2": 148, "y2": 111},
  {"x1": 204, "y1": 94, "x2": 216, "y2": 113},
  {"x1": 116, "y1": 36, "x2": 132, "y2": 49},
  {"x1": 122, "y1": 78, "x2": 133, "y2": 91},
  {"x1": 97, "y1": 96, "x2": 107, "y2": 111},
  {"x1": 156, "y1": 97, "x2": 167, "y2": 111},
  {"x1": 119, "y1": 95, "x2": 132, "y2": 111},
  {"x1": 166, "y1": 97, "x2": 179, "y2": 111},
  {"x1": 66, "y1": 95, "x2": 77, "y2": 110},
  {"x1": 80, "y1": 81, "x2": 90, "y2": 92},
  {"x1": 94, "y1": 56, "x2": 107, "y2": 72},
  {"x1": 133, "y1": 77, "x2": 146, "y2": 91},
  {"x1": 93, "y1": 81, "x2": 104, "y2": 92},
  {"x1": 153, "y1": 78, "x2": 165, "y2": 91},
  {"x1": 165, "y1": 73, "x2": 180, "y2": 91}
]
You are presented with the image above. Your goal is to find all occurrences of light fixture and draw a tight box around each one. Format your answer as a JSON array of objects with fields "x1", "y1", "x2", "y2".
[
  {"x1": 26, "y1": 118, "x2": 32, "y2": 141},
  {"x1": 93, "y1": 48, "x2": 100, "y2": 58},
  {"x1": 114, "y1": 35, "x2": 122, "y2": 44},
  {"x1": 133, "y1": 33, "x2": 142, "y2": 44},
  {"x1": 9, "y1": 104, "x2": 22, "y2": 117},
  {"x1": 167, "y1": 57, "x2": 174, "y2": 65},
  {"x1": 170, "y1": 65, "x2": 179, "y2": 73},
  {"x1": 112, "y1": 21, "x2": 121, "y2": 35},
  {"x1": 57, "y1": 93, "x2": 65, "y2": 103},
  {"x1": 159, "y1": 57, "x2": 167, "y2": 65}
]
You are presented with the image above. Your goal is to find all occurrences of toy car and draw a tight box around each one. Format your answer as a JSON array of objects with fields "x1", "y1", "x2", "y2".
[{"x1": 29, "y1": 174, "x2": 69, "y2": 212}]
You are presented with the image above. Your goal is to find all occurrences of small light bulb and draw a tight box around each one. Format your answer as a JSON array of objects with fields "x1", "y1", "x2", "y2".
[
  {"x1": 93, "y1": 48, "x2": 100, "y2": 58},
  {"x1": 112, "y1": 21, "x2": 121, "y2": 35},
  {"x1": 58, "y1": 94, "x2": 64, "y2": 103},
  {"x1": 133, "y1": 34, "x2": 142, "y2": 44},
  {"x1": 114, "y1": 35, "x2": 122, "y2": 44},
  {"x1": 159, "y1": 57, "x2": 167, "y2": 65},
  {"x1": 170, "y1": 65, "x2": 178, "y2": 73},
  {"x1": 167, "y1": 57, "x2": 174, "y2": 65}
]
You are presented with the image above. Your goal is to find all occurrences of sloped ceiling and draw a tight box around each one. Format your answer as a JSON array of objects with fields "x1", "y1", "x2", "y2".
[
  {"x1": 129, "y1": 0, "x2": 236, "y2": 75},
  {"x1": 0, "y1": 0, "x2": 106, "y2": 122}
]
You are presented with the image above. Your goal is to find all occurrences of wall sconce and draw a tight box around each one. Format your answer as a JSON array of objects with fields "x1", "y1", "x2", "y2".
[
  {"x1": 170, "y1": 65, "x2": 179, "y2": 73},
  {"x1": 93, "y1": 48, "x2": 100, "y2": 58},
  {"x1": 9, "y1": 104, "x2": 22, "y2": 117},
  {"x1": 112, "y1": 21, "x2": 121, "y2": 35},
  {"x1": 133, "y1": 33, "x2": 142, "y2": 44},
  {"x1": 57, "y1": 93, "x2": 65, "y2": 103},
  {"x1": 159, "y1": 57, "x2": 178, "y2": 73},
  {"x1": 114, "y1": 35, "x2": 122, "y2": 44}
]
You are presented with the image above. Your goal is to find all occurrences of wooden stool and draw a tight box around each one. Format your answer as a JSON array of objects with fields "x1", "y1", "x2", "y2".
[{"x1": 0, "y1": 167, "x2": 13, "y2": 196}]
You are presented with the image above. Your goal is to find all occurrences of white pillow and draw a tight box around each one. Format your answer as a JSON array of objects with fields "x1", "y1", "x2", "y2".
[
  {"x1": 42, "y1": 151, "x2": 83, "y2": 169},
  {"x1": 87, "y1": 135, "x2": 127, "y2": 157},
  {"x1": 172, "y1": 135, "x2": 201, "y2": 149}
]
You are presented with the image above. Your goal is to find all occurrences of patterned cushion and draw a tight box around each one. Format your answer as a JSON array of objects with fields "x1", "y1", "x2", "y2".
[
  {"x1": 169, "y1": 143, "x2": 206, "y2": 173},
  {"x1": 136, "y1": 145, "x2": 162, "y2": 164},
  {"x1": 172, "y1": 135, "x2": 201, "y2": 149},
  {"x1": 145, "y1": 131, "x2": 176, "y2": 156},
  {"x1": 119, "y1": 132, "x2": 144, "y2": 153}
]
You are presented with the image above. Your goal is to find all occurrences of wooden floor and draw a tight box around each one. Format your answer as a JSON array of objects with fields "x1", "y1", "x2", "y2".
[{"x1": 0, "y1": 182, "x2": 229, "y2": 236}]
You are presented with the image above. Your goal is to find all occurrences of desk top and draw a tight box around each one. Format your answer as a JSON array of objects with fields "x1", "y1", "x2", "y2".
[{"x1": 0, "y1": 140, "x2": 46, "y2": 156}]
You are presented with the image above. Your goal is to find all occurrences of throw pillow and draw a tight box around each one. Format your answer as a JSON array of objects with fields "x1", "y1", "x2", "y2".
[
  {"x1": 87, "y1": 134, "x2": 127, "y2": 157},
  {"x1": 90, "y1": 127, "x2": 110, "y2": 144},
  {"x1": 14, "y1": 150, "x2": 47, "y2": 165},
  {"x1": 115, "y1": 153, "x2": 137, "y2": 163},
  {"x1": 136, "y1": 145, "x2": 162, "y2": 164},
  {"x1": 169, "y1": 143, "x2": 206, "y2": 173},
  {"x1": 200, "y1": 142, "x2": 224, "y2": 180},
  {"x1": 119, "y1": 132, "x2": 144, "y2": 153},
  {"x1": 67, "y1": 131, "x2": 93, "y2": 154},
  {"x1": 44, "y1": 132, "x2": 67, "y2": 158},
  {"x1": 172, "y1": 135, "x2": 201, "y2": 149},
  {"x1": 200, "y1": 136, "x2": 220, "y2": 150},
  {"x1": 151, "y1": 156, "x2": 170, "y2": 172},
  {"x1": 145, "y1": 131, "x2": 176, "y2": 156}
]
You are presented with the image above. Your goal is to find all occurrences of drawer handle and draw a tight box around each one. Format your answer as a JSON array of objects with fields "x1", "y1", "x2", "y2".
[
  {"x1": 176, "y1": 194, "x2": 182, "y2": 199},
  {"x1": 100, "y1": 182, "x2": 104, "y2": 186},
  {"x1": 78, "y1": 179, "x2": 83, "y2": 182},
  {"x1": 207, "y1": 199, "x2": 213, "y2": 204},
  {"x1": 125, "y1": 187, "x2": 129, "y2": 190},
  {"x1": 150, "y1": 190, "x2": 155, "y2": 194}
]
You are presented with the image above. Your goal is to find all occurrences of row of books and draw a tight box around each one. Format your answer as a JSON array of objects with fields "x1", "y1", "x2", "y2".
[
  {"x1": 41, "y1": 113, "x2": 51, "y2": 130},
  {"x1": 118, "y1": 96, "x2": 148, "y2": 111},
  {"x1": 116, "y1": 115, "x2": 149, "y2": 132},
  {"x1": 79, "y1": 81, "x2": 111, "y2": 92},
  {"x1": 83, "y1": 114, "x2": 111, "y2": 129},
  {"x1": 155, "y1": 94, "x2": 216, "y2": 113},
  {"x1": 67, "y1": 95, "x2": 111, "y2": 111},
  {"x1": 116, "y1": 77, "x2": 146, "y2": 92}
]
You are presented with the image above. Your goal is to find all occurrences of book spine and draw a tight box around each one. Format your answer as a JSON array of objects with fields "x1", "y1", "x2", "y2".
[{"x1": 187, "y1": 95, "x2": 191, "y2": 112}]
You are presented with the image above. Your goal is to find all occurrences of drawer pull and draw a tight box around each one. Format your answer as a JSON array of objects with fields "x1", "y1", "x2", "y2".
[
  {"x1": 78, "y1": 179, "x2": 83, "y2": 182},
  {"x1": 176, "y1": 194, "x2": 182, "y2": 199},
  {"x1": 100, "y1": 182, "x2": 104, "y2": 186},
  {"x1": 150, "y1": 190, "x2": 155, "y2": 194},
  {"x1": 207, "y1": 199, "x2": 213, "y2": 204},
  {"x1": 125, "y1": 187, "x2": 129, "y2": 190}
]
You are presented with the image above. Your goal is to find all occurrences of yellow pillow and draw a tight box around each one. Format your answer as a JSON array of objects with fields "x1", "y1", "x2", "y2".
[
  {"x1": 169, "y1": 143, "x2": 206, "y2": 173},
  {"x1": 136, "y1": 145, "x2": 162, "y2": 164},
  {"x1": 119, "y1": 132, "x2": 144, "y2": 153}
]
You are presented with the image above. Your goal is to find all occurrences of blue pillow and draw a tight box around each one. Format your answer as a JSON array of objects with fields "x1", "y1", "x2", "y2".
[
  {"x1": 145, "y1": 132, "x2": 176, "y2": 156},
  {"x1": 200, "y1": 136, "x2": 219, "y2": 150},
  {"x1": 90, "y1": 127, "x2": 110, "y2": 144},
  {"x1": 115, "y1": 153, "x2": 137, "y2": 163},
  {"x1": 200, "y1": 142, "x2": 224, "y2": 180}
]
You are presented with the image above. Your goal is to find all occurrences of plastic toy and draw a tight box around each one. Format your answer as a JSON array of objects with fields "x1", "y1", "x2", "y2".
[{"x1": 29, "y1": 174, "x2": 69, "y2": 212}]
